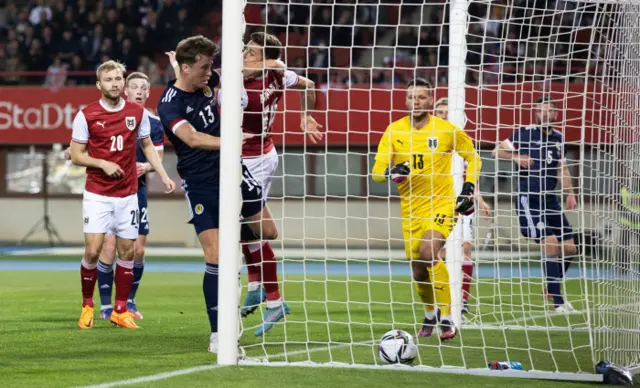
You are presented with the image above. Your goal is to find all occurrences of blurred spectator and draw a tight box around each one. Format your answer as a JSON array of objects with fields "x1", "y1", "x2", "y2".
[
  {"x1": 24, "y1": 38, "x2": 48, "y2": 84},
  {"x1": 137, "y1": 55, "x2": 160, "y2": 85},
  {"x1": 119, "y1": 39, "x2": 139, "y2": 71},
  {"x1": 58, "y1": 30, "x2": 80, "y2": 64},
  {"x1": 29, "y1": 0, "x2": 52, "y2": 26},
  {"x1": 44, "y1": 55, "x2": 67, "y2": 89},
  {"x1": 133, "y1": 26, "x2": 154, "y2": 58},
  {"x1": 0, "y1": 0, "x2": 611, "y2": 87},
  {"x1": 4, "y1": 56, "x2": 25, "y2": 86},
  {"x1": 67, "y1": 55, "x2": 92, "y2": 86}
]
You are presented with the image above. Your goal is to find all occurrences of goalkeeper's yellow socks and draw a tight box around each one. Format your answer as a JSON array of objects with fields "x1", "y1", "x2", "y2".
[
  {"x1": 414, "y1": 280, "x2": 436, "y2": 319},
  {"x1": 427, "y1": 261, "x2": 452, "y2": 320}
]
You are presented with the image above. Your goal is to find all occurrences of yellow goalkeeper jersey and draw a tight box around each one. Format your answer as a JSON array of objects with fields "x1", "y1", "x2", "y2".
[{"x1": 371, "y1": 115, "x2": 481, "y2": 216}]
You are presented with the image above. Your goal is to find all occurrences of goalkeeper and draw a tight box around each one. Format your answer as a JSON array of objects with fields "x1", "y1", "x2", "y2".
[{"x1": 372, "y1": 78, "x2": 481, "y2": 341}]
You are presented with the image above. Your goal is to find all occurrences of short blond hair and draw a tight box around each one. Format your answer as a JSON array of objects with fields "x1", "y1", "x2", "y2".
[
  {"x1": 434, "y1": 97, "x2": 448, "y2": 109},
  {"x1": 96, "y1": 60, "x2": 126, "y2": 81},
  {"x1": 126, "y1": 71, "x2": 149, "y2": 86}
]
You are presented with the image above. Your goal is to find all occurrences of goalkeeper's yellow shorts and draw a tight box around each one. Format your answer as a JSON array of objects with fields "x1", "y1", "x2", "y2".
[{"x1": 402, "y1": 206, "x2": 454, "y2": 261}]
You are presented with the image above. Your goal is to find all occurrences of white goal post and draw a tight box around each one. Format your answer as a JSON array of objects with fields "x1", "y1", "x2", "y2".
[{"x1": 218, "y1": 0, "x2": 640, "y2": 382}]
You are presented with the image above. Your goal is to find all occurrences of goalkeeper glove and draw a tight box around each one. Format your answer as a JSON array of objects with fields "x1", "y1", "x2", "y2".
[
  {"x1": 386, "y1": 161, "x2": 410, "y2": 183},
  {"x1": 456, "y1": 182, "x2": 475, "y2": 215}
]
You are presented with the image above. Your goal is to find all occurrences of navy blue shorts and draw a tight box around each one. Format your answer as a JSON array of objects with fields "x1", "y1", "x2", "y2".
[
  {"x1": 517, "y1": 194, "x2": 573, "y2": 242},
  {"x1": 137, "y1": 187, "x2": 149, "y2": 236},
  {"x1": 185, "y1": 166, "x2": 264, "y2": 235}
]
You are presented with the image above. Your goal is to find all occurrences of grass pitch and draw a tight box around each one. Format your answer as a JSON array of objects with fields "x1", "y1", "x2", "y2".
[{"x1": 0, "y1": 256, "x2": 601, "y2": 387}]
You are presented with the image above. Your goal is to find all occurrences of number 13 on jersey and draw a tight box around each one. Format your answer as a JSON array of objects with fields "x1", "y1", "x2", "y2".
[{"x1": 198, "y1": 105, "x2": 215, "y2": 127}]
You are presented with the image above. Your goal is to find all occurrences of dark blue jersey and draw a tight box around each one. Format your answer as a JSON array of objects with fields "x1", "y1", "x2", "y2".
[
  {"x1": 135, "y1": 112, "x2": 165, "y2": 189},
  {"x1": 507, "y1": 125, "x2": 566, "y2": 195},
  {"x1": 157, "y1": 74, "x2": 221, "y2": 195}
]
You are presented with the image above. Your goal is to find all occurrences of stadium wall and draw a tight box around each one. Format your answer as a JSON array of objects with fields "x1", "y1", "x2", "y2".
[
  {"x1": 0, "y1": 197, "x2": 589, "y2": 249},
  {"x1": 0, "y1": 82, "x2": 617, "y2": 146}
]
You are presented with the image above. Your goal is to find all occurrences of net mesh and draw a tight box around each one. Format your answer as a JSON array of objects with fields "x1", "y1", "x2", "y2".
[{"x1": 236, "y1": 0, "x2": 640, "y2": 376}]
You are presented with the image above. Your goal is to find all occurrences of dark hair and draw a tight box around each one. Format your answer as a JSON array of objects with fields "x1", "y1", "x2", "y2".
[
  {"x1": 406, "y1": 77, "x2": 432, "y2": 89},
  {"x1": 250, "y1": 32, "x2": 283, "y2": 60},
  {"x1": 536, "y1": 95, "x2": 557, "y2": 107},
  {"x1": 175, "y1": 35, "x2": 218, "y2": 66}
]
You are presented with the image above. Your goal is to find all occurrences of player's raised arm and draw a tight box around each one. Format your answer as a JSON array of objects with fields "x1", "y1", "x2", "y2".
[
  {"x1": 138, "y1": 110, "x2": 175, "y2": 193},
  {"x1": 70, "y1": 111, "x2": 123, "y2": 178},
  {"x1": 166, "y1": 51, "x2": 179, "y2": 80},
  {"x1": 287, "y1": 71, "x2": 324, "y2": 144}
]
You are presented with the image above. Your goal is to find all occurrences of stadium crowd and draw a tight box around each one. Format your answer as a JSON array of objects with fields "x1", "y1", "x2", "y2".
[{"x1": 0, "y1": 0, "x2": 603, "y2": 87}]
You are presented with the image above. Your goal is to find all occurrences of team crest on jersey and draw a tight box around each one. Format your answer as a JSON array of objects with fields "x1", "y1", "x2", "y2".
[
  {"x1": 203, "y1": 86, "x2": 213, "y2": 98},
  {"x1": 427, "y1": 136, "x2": 438, "y2": 151},
  {"x1": 194, "y1": 204, "x2": 204, "y2": 215},
  {"x1": 125, "y1": 116, "x2": 136, "y2": 131}
]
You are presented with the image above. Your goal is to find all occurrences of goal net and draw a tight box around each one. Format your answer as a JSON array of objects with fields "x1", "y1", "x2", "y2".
[{"x1": 222, "y1": 0, "x2": 640, "y2": 381}]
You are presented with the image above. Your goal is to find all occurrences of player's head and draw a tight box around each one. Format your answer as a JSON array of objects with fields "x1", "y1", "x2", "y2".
[
  {"x1": 96, "y1": 60, "x2": 126, "y2": 102},
  {"x1": 175, "y1": 35, "x2": 218, "y2": 90},
  {"x1": 535, "y1": 95, "x2": 558, "y2": 127},
  {"x1": 244, "y1": 32, "x2": 282, "y2": 70},
  {"x1": 405, "y1": 78, "x2": 433, "y2": 119},
  {"x1": 125, "y1": 72, "x2": 150, "y2": 105},
  {"x1": 434, "y1": 97, "x2": 448, "y2": 120}
]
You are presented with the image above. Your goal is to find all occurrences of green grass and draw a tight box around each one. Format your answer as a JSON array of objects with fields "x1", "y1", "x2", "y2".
[{"x1": 0, "y1": 262, "x2": 602, "y2": 387}]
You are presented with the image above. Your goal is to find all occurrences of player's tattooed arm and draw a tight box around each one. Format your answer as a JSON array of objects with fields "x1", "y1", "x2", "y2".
[
  {"x1": 290, "y1": 75, "x2": 323, "y2": 144},
  {"x1": 69, "y1": 141, "x2": 124, "y2": 178}
]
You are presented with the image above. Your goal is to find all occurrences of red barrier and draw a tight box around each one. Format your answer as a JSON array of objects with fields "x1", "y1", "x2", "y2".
[{"x1": 0, "y1": 83, "x2": 618, "y2": 145}]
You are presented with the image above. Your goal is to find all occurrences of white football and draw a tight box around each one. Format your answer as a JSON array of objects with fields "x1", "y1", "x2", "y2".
[{"x1": 378, "y1": 329, "x2": 418, "y2": 365}]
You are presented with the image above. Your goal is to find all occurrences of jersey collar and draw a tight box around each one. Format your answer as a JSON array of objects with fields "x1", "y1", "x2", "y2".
[{"x1": 99, "y1": 98, "x2": 125, "y2": 112}]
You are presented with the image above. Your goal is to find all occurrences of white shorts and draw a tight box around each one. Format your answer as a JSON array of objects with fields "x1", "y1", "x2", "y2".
[
  {"x1": 443, "y1": 213, "x2": 474, "y2": 252},
  {"x1": 461, "y1": 213, "x2": 474, "y2": 243},
  {"x1": 82, "y1": 190, "x2": 139, "y2": 239},
  {"x1": 242, "y1": 147, "x2": 279, "y2": 202}
]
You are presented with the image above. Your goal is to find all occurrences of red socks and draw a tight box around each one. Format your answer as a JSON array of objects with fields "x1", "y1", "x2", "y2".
[
  {"x1": 114, "y1": 259, "x2": 134, "y2": 313},
  {"x1": 462, "y1": 261, "x2": 473, "y2": 302},
  {"x1": 80, "y1": 258, "x2": 97, "y2": 307},
  {"x1": 244, "y1": 245, "x2": 262, "y2": 283},
  {"x1": 243, "y1": 242, "x2": 280, "y2": 301}
]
